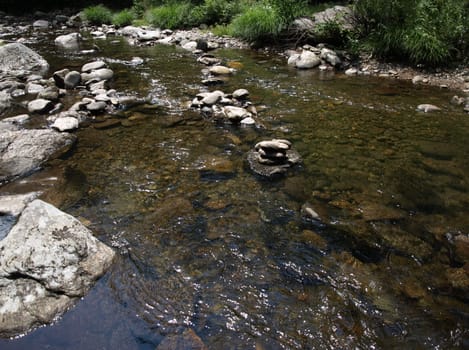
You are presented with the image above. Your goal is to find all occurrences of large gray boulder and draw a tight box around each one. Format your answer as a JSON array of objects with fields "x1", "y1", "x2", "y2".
[
  {"x1": 0, "y1": 129, "x2": 76, "y2": 182},
  {"x1": 0, "y1": 43, "x2": 49, "y2": 77},
  {"x1": 0, "y1": 199, "x2": 115, "y2": 337}
]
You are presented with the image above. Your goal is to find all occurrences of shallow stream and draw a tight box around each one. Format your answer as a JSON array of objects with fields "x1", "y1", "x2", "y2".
[{"x1": 1, "y1": 30, "x2": 468, "y2": 349}]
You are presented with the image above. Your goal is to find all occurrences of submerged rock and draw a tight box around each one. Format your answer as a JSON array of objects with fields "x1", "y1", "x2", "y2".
[
  {"x1": 0, "y1": 199, "x2": 115, "y2": 337},
  {"x1": 157, "y1": 328, "x2": 208, "y2": 350}
]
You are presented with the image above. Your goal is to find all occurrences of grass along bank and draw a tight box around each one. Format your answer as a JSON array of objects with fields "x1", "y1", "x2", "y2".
[{"x1": 81, "y1": 1, "x2": 469, "y2": 68}]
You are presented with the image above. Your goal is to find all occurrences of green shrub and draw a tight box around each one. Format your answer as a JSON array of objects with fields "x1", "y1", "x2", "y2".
[
  {"x1": 82, "y1": 5, "x2": 113, "y2": 25},
  {"x1": 229, "y1": 3, "x2": 283, "y2": 43},
  {"x1": 269, "y1": 0, "x2": 308, "y2": 24},
  {"x1": 354, "y1": 0, "x2": 469, "y2": 66},
  {"x1": 112, "y1": 9, "x2": 137, "y2": 27},
  {"x1": 185, "y1": 0, "x2": 246, "y2": 27},
  {"x1": 144, "y1": 2, "x2": 193, "y2": 29}
]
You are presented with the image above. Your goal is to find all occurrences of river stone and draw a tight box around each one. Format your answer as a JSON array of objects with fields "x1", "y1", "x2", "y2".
[
  {"x1": 64, "y1": 70, "x2": 82, "y2": 89},
  {"x1": 247, "y1": 148, "x2": 301, "y2": 178},
  {"x1": 27, "y1": 98, "x2": 54, "y2": 113},
  {"x1": 118, "y1": 25, "x2": 141, "y2": 37},
  {"x1": 182, "y1": 41, "x2": 198, "y2": 51},
  {"x1": 0, "y1": 129, "x2": 76, "y2": 182},
  {"x1": 0, "y1": 43, "x2": 49, "y2": 77},
  {"x1": 255, "y1": 139, "x2": 291, "y2": 151},
  {"x1": 53, "y1": 68, "x2": 70, "y2": 88},
  {"x1": 209, "y1": 65, "x2": 233, "y2": 75},
  {"x1": 2, "y1": 114, "x2": 29, "y2": 125},
  {"x1": 287, "y1": 53, "x2": 301, "y2": 66},
  {"x1": 295, "y1": 50, "x2": 321, "y2": 69},
  {"x1": 321, "y1": 48, "x2": 341, "y2": 67},
  {"x1": 33, "y1": 20, "x2": 49, "y2": 29},
  {"x1": 86, "y1": 101, "x2": 107, "y2": 112},
  {"x1": 81, "y1": 60, "x2": 106, "y2": 73},
  {"x1": 232, "y1": 88, "x2": 249, "y2": 99},
  {"x1": 54, "y1": 32, "x2": 80, "y2": 50},
  {"x1": 345, "y1": 68, "x2": 358, "y2": 76},
  {"x1": 197, "y1": 55, "x2": 221, "y2": 66},
  {"x1": 137, "y1": 30, "x2": 160, "y2": 41},
  {"x1": 240, "y1": 116, "x2": 256, "y2": 126},
  {"x1": 201, "y1": 91, "x2": 224, "y2": 106},
  {"x1": 222, "y1": 106, "x2": 251, "y2": 122},
  {"x1": 38, "y1": 86, "x2": 60, "y2": 101},
  {"x1": 417, "y1": 104, "x2": 441, "y2": 112},
  {"x1": 51, "y1": 116, "x2": 79, "y2": 132},
  {"x1": 81, "y1": 68, "x2": 114, "y2": 83},
  {"x1": 0, "y1": 199, "x2": 115, "y2": 338},
  {"x1": 26, "y1": 82, "x2": 44, "y2": 94}
]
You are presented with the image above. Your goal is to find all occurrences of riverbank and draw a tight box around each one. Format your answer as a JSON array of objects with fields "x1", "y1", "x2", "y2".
[{"x1": 1, "y1": 9, "x2": 468, "y2": 96}]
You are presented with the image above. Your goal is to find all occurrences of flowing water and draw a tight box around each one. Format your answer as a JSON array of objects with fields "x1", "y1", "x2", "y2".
[{"x1": 1, "y1": 30, "x2": 468, "y2": 349}]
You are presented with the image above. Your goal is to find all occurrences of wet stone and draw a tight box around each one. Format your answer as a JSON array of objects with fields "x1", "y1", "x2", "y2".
[
  {"x1": 64, "y1": 71, "x2": 81, "y2": 89},
  {"x1": 156, "y1": 328, "x2": 207, "y2": 350},
  {"x1": 37, "y1": 86, "x2": 60, "y2": 101},
  {"x1": 27, "y1": 98, "x2": 53, "y2": 113},
  {"x1": 86, "y1": 101, "x2": 107, "y2": 112},
  {"x1": 53, "y1": 68, "x2": 70, "y2": 88},
  {"x1": 92, "y1": 119, "x2": 121, "y2": 129},
  {"x1": 81, "y1": 61, "x2": 106, "y2": 73},
  {"x1": 209, "y1": 65, "x2": 233, "y2": 75},
  {"x1": 232, "y1": 88, "x2": 249, "y2": 99}
]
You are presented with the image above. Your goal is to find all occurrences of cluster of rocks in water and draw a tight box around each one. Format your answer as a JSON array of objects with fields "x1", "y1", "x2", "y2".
[
  {"x1": 247, "y1": 139, "x2": 301, "y2": 178},
  {"x1": 1, "y1": 8, "x2": 468, "y2": 344},
  {"x1": 0, "y1": 30, "x2": 119, "y2": 337},
  {"x1": 187, "y1": 48, "x2": 301, "y2": 178}
]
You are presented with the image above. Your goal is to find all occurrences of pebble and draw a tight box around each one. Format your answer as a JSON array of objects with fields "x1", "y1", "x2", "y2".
[{"x1": 417, "y1": 104, "x2": 441, "y2": 112}]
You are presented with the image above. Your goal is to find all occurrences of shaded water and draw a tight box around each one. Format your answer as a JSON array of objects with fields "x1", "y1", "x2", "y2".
[{"x1": 1, "y1": 31, "x2": 468, "y2": 349}]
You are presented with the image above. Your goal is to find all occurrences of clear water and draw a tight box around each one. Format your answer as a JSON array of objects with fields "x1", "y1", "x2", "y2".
[{"x1": 0, "y1": 30, "x2": 468, "y2": 349}]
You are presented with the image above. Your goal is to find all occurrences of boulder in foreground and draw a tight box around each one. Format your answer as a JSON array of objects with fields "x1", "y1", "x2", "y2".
[{"x1": 0, "y1": 199, "x2": 115, "y2": 338}]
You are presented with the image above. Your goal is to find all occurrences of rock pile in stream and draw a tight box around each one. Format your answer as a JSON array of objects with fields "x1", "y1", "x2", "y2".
[
  {"x1": 286, "y1": 45, "x2": 343, "y2": 71},
  {"x1": 190, "y1": 88, "x2": 259, "y2": 126},
  {"x1": 247, "y1": 139, "x2": 301, "y2": 178}
]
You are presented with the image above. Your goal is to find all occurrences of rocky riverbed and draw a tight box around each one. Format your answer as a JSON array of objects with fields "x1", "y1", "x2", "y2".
[{"x1": 0, "y1": 8, "x2": 468, "y2": 350}]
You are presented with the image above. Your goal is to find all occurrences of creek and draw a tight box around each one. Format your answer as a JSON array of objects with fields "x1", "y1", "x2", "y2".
[{"x1": 1, "y1": 29, "x2": 468, "y2": 349}]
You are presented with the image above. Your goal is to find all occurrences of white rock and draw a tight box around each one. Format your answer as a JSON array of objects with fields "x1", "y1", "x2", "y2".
[
  {"x1": 222, "y1": 106, "x2": 251, "y2": 122},
  {"x1": 51, "y1": 116, "x2": 79, "y2": 132},
  {"x1": 345, "y1": 68, "x2": 358, "y2": 76},
  {"x1": 417, "y1": 104, "x2": 441, "y2": 113},
  {"x1": 27, "y1": 98, "x2": 53, "y2": 113},
  {"x1": 295, "y1": 50, "x2": 321, "y2": 69},
  {"x1": 209, "y1": 65, "x2": 233, "y2": 75}
]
